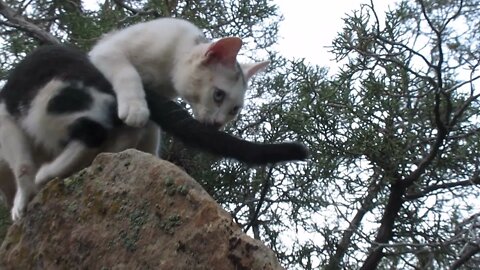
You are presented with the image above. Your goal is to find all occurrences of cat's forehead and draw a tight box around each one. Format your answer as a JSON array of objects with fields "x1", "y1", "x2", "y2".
[
  {"x1": 211, "y1": 62, "x2": 247, "y2": 89},
  {"x1": 235, "y1": 62, "x2": 247, "y2": 87}
]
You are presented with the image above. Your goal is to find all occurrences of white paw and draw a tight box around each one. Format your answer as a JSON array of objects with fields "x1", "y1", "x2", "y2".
[
  {"x1": 118, "y1": 99, "x2": 150, "y2": 127},
  {"x1": 11, "y1": 187, "x2": 35, "y2": 221},
  {"x1": 11, "y1": 202, "x2": 25, "y2": 221},
  {"x1": 35, "y1": 164, "x2": 52, "y2": 187}
]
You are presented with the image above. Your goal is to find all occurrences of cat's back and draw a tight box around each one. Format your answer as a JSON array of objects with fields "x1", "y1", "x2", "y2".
[
  {"x1": 0, "y1": 45, "x2": 113, "y2": 116},
  {"x1": 141, "y1": 17, "x2": 203, "y2": 37},
  {"x1": 91, "y1": 18, "x2": 204, "y2": 56}
]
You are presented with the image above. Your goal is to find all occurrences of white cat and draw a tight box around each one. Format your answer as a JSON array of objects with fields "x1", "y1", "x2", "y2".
[
  {"x1": 89, "y1": 17, "x2": 269, "y2": 129},
  {"x1": 0, "y1": 17, "x2": 273, "y2": 221}
]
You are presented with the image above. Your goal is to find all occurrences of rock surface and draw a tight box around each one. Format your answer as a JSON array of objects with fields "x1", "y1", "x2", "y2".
[{"x1": 0, "y1": 149, "x2": 283, "y2": 270}]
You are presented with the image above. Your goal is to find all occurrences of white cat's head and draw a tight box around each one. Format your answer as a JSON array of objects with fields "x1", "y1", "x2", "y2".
[{"x1": 173, "y1": 37, "x2": 268, "y2": 129}]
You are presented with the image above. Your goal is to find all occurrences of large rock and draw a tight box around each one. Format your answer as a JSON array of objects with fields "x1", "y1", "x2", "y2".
[{"x1": 0, "y1": 149, "x2": 283, "y2": 269}]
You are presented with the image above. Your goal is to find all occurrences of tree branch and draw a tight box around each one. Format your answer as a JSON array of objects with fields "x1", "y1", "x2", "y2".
[
  {"x1": 326, "y1": 173, "x2": 382, "y2": 270},
  {"x1": 405, "y1": 174, "x2": 480, "y2": 200},
  {"x1": 360, "y1": 181, "x2": 406, "y2": 270},
  {"x1": 449, "y1": 244, "x2": 480, "y2": 270},
  {"x1": 0, "y1": 0, "x2": 59, "y2": 45},
  {"x1": 112, "y1": 0, "x2": 160, "y2": 17},
  {"x1": 244, "y1": 166, "x2": 274, "y2": 234}
]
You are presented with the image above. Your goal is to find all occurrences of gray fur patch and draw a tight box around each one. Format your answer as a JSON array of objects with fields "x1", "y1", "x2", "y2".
[
  {"x1": 195, "y1": 35, "x2": 209, "y2": 44},
  {"x1": 236, "y1": 62, "x2": 247, "y2": 87}
]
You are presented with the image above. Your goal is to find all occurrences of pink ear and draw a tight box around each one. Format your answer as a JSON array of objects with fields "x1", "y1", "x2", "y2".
[{"x1": 204, "y1": 37, "x2": 242, "y2": 69}]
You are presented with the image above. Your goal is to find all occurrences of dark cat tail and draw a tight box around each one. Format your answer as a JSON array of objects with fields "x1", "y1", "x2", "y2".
[{"x1": 145, "y1": 90, "x2": 308, "y2": 165}]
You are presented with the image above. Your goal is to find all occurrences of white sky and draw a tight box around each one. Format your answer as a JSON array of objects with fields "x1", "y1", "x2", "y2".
[{"x1": 275, "y1": 0, "x2": 393, "y2": 68}]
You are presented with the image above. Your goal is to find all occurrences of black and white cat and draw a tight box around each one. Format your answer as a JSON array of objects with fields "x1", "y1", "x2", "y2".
[{"x1": 0, "y1": 18, "x2": 307, "y2": 221}]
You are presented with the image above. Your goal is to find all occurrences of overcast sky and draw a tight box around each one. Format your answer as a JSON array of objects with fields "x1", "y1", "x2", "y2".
[{"x1": 274, "y1": 0, "x2": 394, "y2": 68}]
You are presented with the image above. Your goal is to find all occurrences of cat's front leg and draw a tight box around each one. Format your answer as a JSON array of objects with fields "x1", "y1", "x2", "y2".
[
  {"x1": 109, "y1": 66, "x2": 151, "y2": 127},
  {"x1": 91, "y1": 54, "x2": 150, "y2": 127},
  {"x1": 0, "y1": 107, "x2": 37, "y2": 221},
  {"x1": 12, "y1": 167, "x2": 36, "y2": 221},
  {"x1": 117, "y1": 97, "x2": 150, "y2": 128}
]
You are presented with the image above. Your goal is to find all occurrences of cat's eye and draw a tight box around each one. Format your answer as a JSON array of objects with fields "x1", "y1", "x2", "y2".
[
  {"x1": 213, "y1": 88, "x2": 226, "y2": 104},
  {"x1": 230, "y1": 106, "x2": 240, "y2": 115}
]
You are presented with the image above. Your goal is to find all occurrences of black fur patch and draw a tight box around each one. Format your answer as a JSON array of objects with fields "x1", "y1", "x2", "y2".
[
  {"x1": 47, "y1": 85, "x2": 93, "y2": 114},
  {"x1": 68, "y1": 117, "x2": 108, "y2": 148},
  {"x1": 0, "y1": 45, "x2": 114, "y2": 116}
]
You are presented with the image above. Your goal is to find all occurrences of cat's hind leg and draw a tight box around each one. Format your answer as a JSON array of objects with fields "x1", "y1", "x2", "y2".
[
  {"x1": 136, "y1": 121, "x2": 160, "y2": 156},
  {"x1": 0, "y1": 105, "x2": 37, "y2": 221},
  {"x1": 34, "y1": 141, "x2": 99, "y2": 186},
  {"x1": 100, "y1": 121, "x2": 159, "y2": 156},
  {"x1": 35, "y1": 117, "x2": 106, "y2": 186}
]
